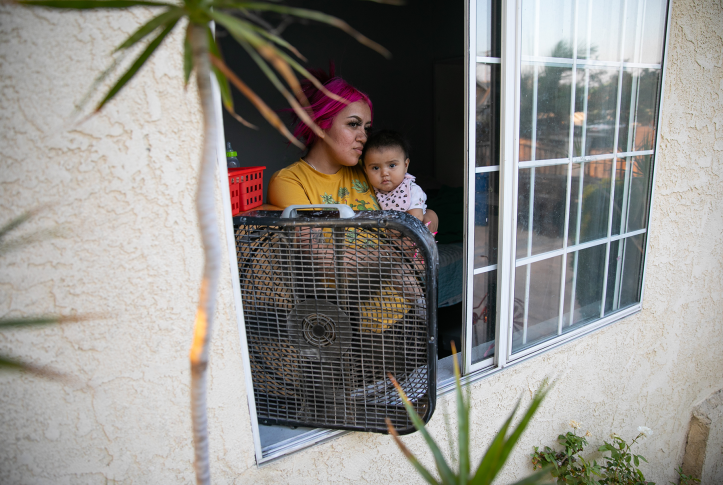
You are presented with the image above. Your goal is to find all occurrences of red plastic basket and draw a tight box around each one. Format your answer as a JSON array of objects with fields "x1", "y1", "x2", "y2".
[
  {"x1": 228, "y1": 172, "x2": 241, "y2": 215},
  {"x1": 229, "y1": 166, "x2": 266, "y2": 213}
]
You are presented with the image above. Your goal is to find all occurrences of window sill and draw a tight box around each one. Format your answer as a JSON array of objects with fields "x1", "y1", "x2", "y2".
[{"x1": 255, "y1": 303, "x2": 642, "y2": 465}]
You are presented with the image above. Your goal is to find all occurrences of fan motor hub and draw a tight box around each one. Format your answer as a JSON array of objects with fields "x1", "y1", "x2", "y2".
[{"x1": 288, "y1": 299, "x2": 351, "y2": 361}]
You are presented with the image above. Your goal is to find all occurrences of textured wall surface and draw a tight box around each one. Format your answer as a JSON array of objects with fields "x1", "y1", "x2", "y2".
[{"x1": 0, "y1": 0, "x2": 721, "y2": 483}]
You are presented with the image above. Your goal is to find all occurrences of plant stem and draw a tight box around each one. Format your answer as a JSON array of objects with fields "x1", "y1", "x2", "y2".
[{"x1": 189, "y1": 22, "x2": 221, "y2": 485}]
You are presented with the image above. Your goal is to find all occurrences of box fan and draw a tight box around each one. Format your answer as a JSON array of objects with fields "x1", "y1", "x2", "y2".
[{"x1": 234, "y1": 205, "x2": 438, "y2": 435}]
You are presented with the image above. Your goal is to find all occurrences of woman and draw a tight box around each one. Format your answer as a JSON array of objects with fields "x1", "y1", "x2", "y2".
[{"x1": 267, "y1": 68, "x2": 438, "y2": 232}]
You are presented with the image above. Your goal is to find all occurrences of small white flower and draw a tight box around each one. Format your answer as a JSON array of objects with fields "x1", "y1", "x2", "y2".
[
  {"x1": 638, "y1": 426, "x2": 653, "y2": 437},
  {"x1": 569, "y1": 420, "x2": 581, "y2": 429}
]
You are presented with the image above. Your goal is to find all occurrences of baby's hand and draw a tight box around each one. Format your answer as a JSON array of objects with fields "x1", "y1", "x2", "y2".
[{"x1": 422, "y1": 210, "x2": 438, "y2": 234}]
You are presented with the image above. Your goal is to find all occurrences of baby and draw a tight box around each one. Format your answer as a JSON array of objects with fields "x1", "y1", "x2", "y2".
[{"x1": 362, "y1": 130, "x2": 428, "y2": 222}]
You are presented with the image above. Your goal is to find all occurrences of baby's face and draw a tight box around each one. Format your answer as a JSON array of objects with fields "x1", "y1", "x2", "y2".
[{"x1": 363, "y1": 146, "x2": 410, "y2": 192}]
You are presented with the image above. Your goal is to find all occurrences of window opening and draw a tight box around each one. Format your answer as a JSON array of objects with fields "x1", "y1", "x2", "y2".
[{"x1": 218, "y1": 0, "x2": 466, "y2": 461}]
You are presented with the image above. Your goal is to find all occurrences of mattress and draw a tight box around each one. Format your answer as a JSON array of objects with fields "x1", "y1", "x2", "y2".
[{"x1": 437, "y1": 243, "x2": 463, "y2": 307}]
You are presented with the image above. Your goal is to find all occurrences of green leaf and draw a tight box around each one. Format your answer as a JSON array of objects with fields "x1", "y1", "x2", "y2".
[
  {"x1": 183, "y1": 26, "x2": 193, "y2": 86},
  {"x1": 0, "y1": 315, "x2": 64, "y2": 328},
  {"x1": 0, "y1": 212, "x2": 32, "y2": 241},
  {"x1": 386, "y1": 419, "x2": 440, "y2": 485},
  {"x1": 451, "y1": 343, "x2": 469, "y2": 483},
  {"x1": 205, "y1": 26, "x2": 235, "y2": 113},
  {"x1": 508, "y1": 467, "x2": 552, "y2": 485},
  {"x1": 470, "y1": 401, "x2": 519, "y2": 485},
  {"x1": 18, "y1": 0, "x2": 174, "y2": 9},
  {"x1": 389, "y1": 374, "x2": 456, "y2": 485},
  {"x1": 210, "y1": 2, "x2": 391, "y2": 58},
  {"x1": 493, "y1": 383, "x2": 551, "y2": 470},
  {"x1": 115, "y1": 7, "x2": 182, "y2": 51},
  {"x1": 95, "y1": 17, "x2": 178, "y2": 111},
  {"x1": 0, "y1": 355, "x2": 26, "y2": 371}
]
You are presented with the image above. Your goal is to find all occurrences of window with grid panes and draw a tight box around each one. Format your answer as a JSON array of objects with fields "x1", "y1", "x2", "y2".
[{"x1": 464, "y1": 0, "x2": 668, "y2": 372}]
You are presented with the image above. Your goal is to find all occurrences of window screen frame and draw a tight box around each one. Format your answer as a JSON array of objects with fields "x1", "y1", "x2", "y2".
[{"x1": 463, "y1": 0, "x2": 673, "y2": 374}]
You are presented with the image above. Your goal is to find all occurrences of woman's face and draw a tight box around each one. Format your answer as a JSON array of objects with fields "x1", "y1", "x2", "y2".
[{"x1": 321, "y1": 100, "x2": 372, "y2": 167}]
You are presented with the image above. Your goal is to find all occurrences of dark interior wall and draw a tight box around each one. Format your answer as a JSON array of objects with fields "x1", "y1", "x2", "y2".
[{"x1": 218, "y1": 0, "x2": 464, "y2": 202}]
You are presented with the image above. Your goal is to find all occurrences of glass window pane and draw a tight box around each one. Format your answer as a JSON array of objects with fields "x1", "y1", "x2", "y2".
[
  {"x1": 605, "y1": 234, "x2": 646, "y2": 314},
  {"x1": 520, "y1": 65, "x2": 573, "y2": 162},
  {"x1": 563, "y1": 243, "x2": 606, "y2": 330},
  {"x1": 618, "y1": 68, "x2": 661, "y2": 153},
  {"x1": 568, "y1": 160, "x2": 612, "y2": 246},
  {"x1": 611, "y1": 155, "x2": 653, "y2": 235},
  {"x1": 471, "y1": 270, "x2": 496, "y2": 364},
  {"x1": 516, "y1": 165, "x2": 568, "y2": 259},
  {"x1": 573, "y1": 68, "x2": 619, "y2": 157},
  {"x1": 476, "y1": 0, "x2": 501, "y2": 57},
  {"x1": 521, "y1": 0, "x2": 575, "y2": 58},
  {"x1": 512, "y1": 256, "x2": 563, "y2": 353},
  {"x1": 537, "y1": 66, "x2": 573, "y2": 160},
  {"x1": 474, "y1": 172, "x2": 499, "y2": 268},
  {"x1": 476, "y1": 63, "x2": 501, "y2": 167},
  {"x1": 624, "y1": 0, "x2": 668, "y2": 64},
  {"x1": 577, "y1": 0, "x2": 624, "y2": 61}
]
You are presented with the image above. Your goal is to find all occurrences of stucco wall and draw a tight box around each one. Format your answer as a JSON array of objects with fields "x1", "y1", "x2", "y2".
[{"x1": 0, "y1": 0, "x2": 721, "y2": 483}]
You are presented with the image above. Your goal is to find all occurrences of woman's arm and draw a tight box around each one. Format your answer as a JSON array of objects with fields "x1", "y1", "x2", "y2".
[
  {"x1": 422, "y1": 209, "x2": 438, "y2": 233},
  {"x1": 267, "y1": 171, "x2": 311, "y2": 208}
]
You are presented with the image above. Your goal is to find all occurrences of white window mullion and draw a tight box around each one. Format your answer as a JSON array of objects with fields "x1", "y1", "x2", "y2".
[
  {"x1": 559, "y1": 0, "x2": 579, "y2": 336},
  {"x1": 463, "y1": 0, "x2": 477, "y2": 374},
  {"x1": 601, "y1": 0, "x2": 629, "y2": 318},
  {"x1": 494, "y1": 0, "x2": 521, "y2": 369}
]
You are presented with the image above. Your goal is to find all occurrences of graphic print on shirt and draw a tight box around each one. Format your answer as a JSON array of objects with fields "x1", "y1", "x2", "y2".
[
  {"x1": 320, "y1": 193, "x2": 338, "y2": 204},
  {"x1": 337, "y1": 187, "x2": 350, "y2": 205},
  {"x1": 352, "y1": 179, "x2": 369, "y2": 193}
]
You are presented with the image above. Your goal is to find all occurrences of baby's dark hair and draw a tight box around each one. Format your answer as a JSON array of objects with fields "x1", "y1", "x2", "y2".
[{"x1": 362, "y1": 129, "x2": 410, "y2": 161}]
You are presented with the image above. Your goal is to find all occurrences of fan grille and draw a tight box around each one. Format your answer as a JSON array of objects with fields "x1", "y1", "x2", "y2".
[{"x1": 235, "y1": 213, "x2": 435, "y2": 434}]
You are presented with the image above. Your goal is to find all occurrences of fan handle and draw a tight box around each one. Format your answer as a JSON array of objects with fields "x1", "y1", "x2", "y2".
[{"x1": 280, "y1": 204, "x2": 355, "y2": 219}]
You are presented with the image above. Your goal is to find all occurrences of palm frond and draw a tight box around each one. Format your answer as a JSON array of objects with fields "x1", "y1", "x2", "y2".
[
  {"x1": 95, "y1": 17, "x2": 179, "y2": 112},
  {"x1": 388, "y1": 373, "x2": 457, "y2": 485},
  {"x1": 17, "y1": 0, "x2": 174, "y2": 9},
  {"x1": 212, "y1": 12, "x2": 323, "y2": 140},
  {"x1": 210, "y1": 2, "x2": 391, "y2": 58},
  {"x1": 210, "y1": 55, "x2": 302, "y2": 147},
  {"x1": 0, "y1": 212, "x2": 32, "y2": 242},
  {"x1": 184, "y1": 25, "x2": 194, "y2": 87},
  {"x1": 115, "y1": 7, "x2": 182, "y2": 51},
  {"x1": 206, "y1": 27, "x2": 257, "y2": 128},
  {"x1": 210, "y1": 12, "x2": 308, "y2": 106}
]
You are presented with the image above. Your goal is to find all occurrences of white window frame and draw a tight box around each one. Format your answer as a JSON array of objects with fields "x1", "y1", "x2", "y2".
[
  {"x1": 212, "y1": 0, "x2": 673, "y2": 464},
  {"x1": 463, "y1": 0, "x2": 673, "y2": 374}
]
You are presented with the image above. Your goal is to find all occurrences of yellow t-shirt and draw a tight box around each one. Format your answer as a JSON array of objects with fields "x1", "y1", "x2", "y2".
[
  {"x1": 267, "y1": 160, "x2": 380, "y2": 211},
  {"x1": 267, "y1": 161, "x2": 413, "y2": 332}
]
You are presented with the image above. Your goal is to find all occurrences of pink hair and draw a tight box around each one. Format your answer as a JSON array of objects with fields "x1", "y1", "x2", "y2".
[{"x1": 290, "y1": 63, "x2": 373, "y2": 148}]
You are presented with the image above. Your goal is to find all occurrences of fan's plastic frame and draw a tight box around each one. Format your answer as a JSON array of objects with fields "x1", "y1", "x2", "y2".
[{"x1": 233, "y1": 209, "x2": 439, "y2": 435}]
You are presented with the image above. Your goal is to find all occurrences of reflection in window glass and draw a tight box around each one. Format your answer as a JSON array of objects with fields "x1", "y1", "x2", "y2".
[
  {"x1": 568, "y1": 160, "x2": 612, "y2": 246},
  {"x1": 476, "y1": 0, "x2": 501, "y2": 57},
  {"x1": 576, "y1": 0, "x2": 624, "y2": 61},
  {"x1": 516, "y1": 165, "x2": 568, "y2": 259},
  {"x1": 474, "y1": 172, "x2": 499, "y2": 268},
  {"x1": 573, "y1": 68, "x2": 619, "y2": 157},
  {"x1": 563, "y1": 243, "x2": 607, "y2": 330},
  {"x1": 476, "y1": 64, "x2": 501, "y2": 167},
  {"x1": 521, "y1": 0, "x2": 574, "y2": 58},
  {"x1": 618, "y1": 69, "x2": 661, "y2": 153},
  {"x1": 611, "y1": 156, "x2": 653, "y2": 235},
  {"x1": 512, "y1": 256, "x2": 563, "y2": 353},
  {"x1": 605, "y1": 234, "x2": 645, "y2": 313},
  {"x1": 520, "y1": 65, "x2": 573, "y2": 161},
  {"x1": 471, "y1": 270, "x2": 496, "y2": 364},
  {"x1": 624, "y1": 0, "x2": 667, "y2": 64}
]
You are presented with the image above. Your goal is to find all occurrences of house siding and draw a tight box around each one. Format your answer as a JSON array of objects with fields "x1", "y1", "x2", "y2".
[{"x1": 0, "y1": 0, "x2": 721, "y2": 483}]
